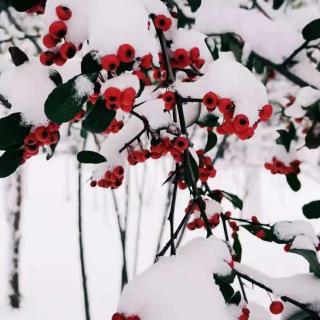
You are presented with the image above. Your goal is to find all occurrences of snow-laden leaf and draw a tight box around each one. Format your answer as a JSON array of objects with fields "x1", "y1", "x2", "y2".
[
  {"x1": 302, "y1": 18, "x2": 320, "y2": 42},
  {"x1": 241, "y1": 225, "x2": 274, "y2": 242},
  {"x1": 0, "y1": 150, "x2": 23, "y2": 178},
  {"x1": 81, "y1": 51, "x2": 102, "y2": 74},
  {"x1": 222, "y1": 191, "x2": 243, "y2": 210},
  {"x1": 77, "y1": 151, "x2": 107, "y2": 164},
  {"x1": 82, "y1": 99, "x2": 116, "y2": 133},
  {"x1": 303, "y1": 200, "x2": 320, "y2": 219},
  {"x1": 0, "y1": 113, "x2": 31, "y2": 150},
  {"x1": 204, "y1": 131, "x2": 217, "y2": 153},
  {"x1": 290, "y1": 249, "x2": 320, "y2": 278},
  {"x1": 45, "y1": 73, "x2": 97, "y2": 124},
  {"x1": 286, "y1": 173, "x2": 301, "y2": 192},
  {"x1": 205, "y1": 38, "x2": 219, "y2": 61}
]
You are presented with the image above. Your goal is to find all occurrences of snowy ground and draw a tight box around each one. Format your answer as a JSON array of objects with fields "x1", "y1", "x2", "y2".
[{"x1": 0, "y1": 152, "x2": 319, "y2": 320}]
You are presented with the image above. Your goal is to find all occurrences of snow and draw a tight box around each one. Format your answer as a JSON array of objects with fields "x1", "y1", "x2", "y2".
[
  {"x1": 176, "y1": 58, "x2": 269, "y2": 123},
  {"x1": 194, "y1": 0, "x2": 304, "y2": 64},
  {"x1": 273, "y1": 220, "x2": 318, "y2": 246},
  {"x1": 117, "y1": 236, "x2": 233, "y2": 320},
  {"x1": 74, "y1": 75, "x2": 94, "y2": 98},
  {"x1": 0, "y1": 60, "x2": 56, "y2": 126}
]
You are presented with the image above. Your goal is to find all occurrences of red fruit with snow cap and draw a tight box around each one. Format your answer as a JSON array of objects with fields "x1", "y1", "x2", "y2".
[
  {"x1": 101, "y1": 54, "x2": 120, "y2": 72},
  {"x1": 270, "y1": 301, "x2": 284, "y2": 315},
  {"x1": 117, "y1": 44, "x2": 135, "y2": 63},
  {"x1": 49, "y1": 21, "x2": 67, "y2": 39},
  {"x1": 56, "y1": 6, "x2": 72, "y2": 21},
  {"x1": 60, "y1": 42, "x2": 76, "y2": 60}
]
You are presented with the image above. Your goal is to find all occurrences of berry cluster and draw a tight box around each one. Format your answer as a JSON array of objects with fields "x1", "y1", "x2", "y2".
[
  {"x1": 101, "y1": 44, "x2": 136, "y2": 72},
  {"x1": 264, "y1": 158, "x2": 301, "y2": 175},
  {"x1": 196, "y1": 150, "x2": 217, "y2": 183},
  {"x1": 112, "y1": 313, "x2": 140, "y2": 320},
  {"x1": 26, "y1": 0, "x2": 46, "y2": 14},
  {"x1": 22, "y1": 122, "x2": 60, "y2": 162},
  {"x1": 128, "y1": 149, "x2": 151, "y2": 165},
  {"x1": 104, "y1": 87, "x2": 137, "y2": 112},
  {"x1": 202, "y1": 92, "x2": 273, "y2": 140},
  {"x1": 161, "y1": 91, "x2": 176, "y2": 111},
  {"x1": 185, "y1": 201, "x2": 221, "y2": 231},
  {"x1": 238, "y1": 307, "x2": 250, "y2": 320},
  {"x1": 90, "y1": 166, "x2": 124, "y2": 189},
  {"x1": 40, "y1": 6, "x2": 77, "y2": 66}
]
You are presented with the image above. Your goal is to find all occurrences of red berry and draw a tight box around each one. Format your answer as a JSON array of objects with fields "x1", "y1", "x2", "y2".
[
  {"x1": 54, "y1": 53, "x2": 67, "y2": 66},
  {"x1": 49, "y1": 21, "x2": 67, "y2": 39},
  {"x1": 60, "y1": 42, "x2": 76, "y2": 60},
  {"x1": 154, "y1": 14, "x2": 172, "y2": 32},
  {"x1": 233, "y1": 114, "x2": 249, "y2": 132},
  {"x1": 34, "y1": 126, "x2": 50, "y2": 143},
  {"x1": 39, "y1": 51, "x2": 55, "y2": 66},
  {"x1": 140, "y1": 53, "x2": 153, "y2": 69},
  {"x1": 174, "y1": 136, "x2": 189, "y2": 152},
  {"x1": 269, "y1": 301, "x2": 284, "y2": 315},
  {"x1": 56, "y1": 6, "x2": 72, "y2": 21},
  {"x1": 117, "y1": 44, "x2": 135, "y2": 63},
  {"x1": 162, "y1": 91, "x2": 176, "y2": 111},
  {"x1": 127, "y1": 316, "x2": 140, "y2": 320},
  {"x1": 101, "y1": 54, "x2": 120, "y2": 72},
  {"x1": 218, "y1": 98, "x2": 233, "y2": 114},
  {"x1": 173, "y1": 48, "x2": 190, "y2": 68},
  {"x1": 24, "y1": 133, "x2": 37, "y2": 146},
  {"x1": 256, "y1": 229, "x2": 266, "y2": 239},
  {"x1": 251, "y1": 216, "x2": 259, "y2": 224},
  {"x1": 24, "y1": 144, "x2": 39, "y2": 156},
  {"x1": 104, "y1": 87, "x2": 122, "y2": 110},
  {"x1": 120, "y1": 87, "x2": 136, "y2": 112},
  {"x1": 203, "y1": 92, "x2": 219, "y2": 111},
  {"x1": 43, "y1": 34, "x2": 59, "y2": 49},
  {"x1": 284, "y1": 243, "x2": 291, "y2": 252},
  {"x1": 90, "y1": 180, "x2": 97, "y2": 188},
  {"x1": 259, "y1": 104, "x2": 273, "y2": 122},
  {"x1": 237, "y1": 127, "x2": 254, "y2": 140},
  {"x1": 190, "y1": 47, "x2": 200, "y2": 62},
  {"x1": 112, "y1": 313, "x2": 126, "y2": 320}
]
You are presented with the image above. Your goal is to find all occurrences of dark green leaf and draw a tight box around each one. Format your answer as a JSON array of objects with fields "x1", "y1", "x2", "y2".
[
  {"x1": 81, "y1": 51, "x2": 101, "y2": 74},
  {"x1": 241, "y1": 225, "x2": 274, "y2": 242},
  {"x1": 233, "y1": 236, "x2": 242, "y2": 262},
  {"x1": 197, "y1": 114, "x2": 219, "y2": 128},
  {"x1": 276, "y1": 122, "x2": 296, "y2": 152},
  {"x1": 273, "y1": 0, "x2": 285, "y2": 10},
  {"x1": 45, "y1": 73, "x2": 97, "y2": 124},
  {"x1": 291, "y1": 249, "x2": 320, "y2": 278},
  {"x1": 82, "y1": 99, "x2": 116, "y2": 133},
  {"x1": 49, "y1": 70, "x2": 63, "y2": 87},
  {"x1": 183, "y1": 152, "x2": 199, "y2": 188},
  {"x1": 9, "y1": 47, "x2": 29, "y2": 66},
  {"x1": 286, "y1": 173, "x2": 301, "y2": 192},
  {"x1": 176, "y1": 6, "x2": 195, "y2": 28},
  {"x1": 0, "y1": 113, "x2": 31, "y2": 149},
  {"x1": 228, "y1": 291, "x2": 241, "y2": 305},
  {"x1": 205, "y1": 38, "x2": 219, "y2": 61},
  {"x1": 11, "y1": 0, "x2": 38, "y2": 11},
  {"x1": 222, "y1": 191, "x2": 243, "y2": 210},
  {"x1": 204, "y1": 131, "x2": 217, "y2": 153},
  {"x1": 77, "y1": 151, "x2": 106, "y2": 164},
  {"x1": 0, "y1": 94, "x2": 11, "y2": 109},
  {"x1": 187, "y1": 0, "x2": 201, "y2": 12},
  {"x1": 302, "y1": 19, "x2": 320, "y2": 42},
  {"x1": 0, "y1": 150, "x2": 23, "y2": 178},
  {"x1": 303, "y1": 200, "x2": 320, "y2": 219}
]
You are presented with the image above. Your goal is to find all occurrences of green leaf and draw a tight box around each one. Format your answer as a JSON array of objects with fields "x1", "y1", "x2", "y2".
[
  {"x1": 204, "y1": 131, "x2": 217, "y2": 153},
  {"x1": 228, "y1": 291, "x2": 241, "y2": 305},
  {"x1": 187, "y1": 0, "x2": 201, "y2": 12},
  {"x1": 197, "y1": 114, "x2": 219, "y2": 128},
  {"x1": 273, "y1": 0, "x2": 285, "y2": 10},
  {"x1": 82, "y1": 99, "x2": 116, "y2": 133},
  {"x1": 222, "y1": 191, "x2": 243, "y2": 210},
  {"x1": 205, "y1": 38, "x2": 219, "y2": 61},
  {"x1": 77, "y1": 151, "x2": 106, "y2": 164},
  {"x1": 0, "y1": 113, "x2": 31, "y2": 150},
  {"x1": 9, "y1": 47, "x2": 29, "y2": 66},
  {"x1": 11, "y1": 0, "x2": 38, "y2": 11},
  {"x1": 302, "y1": 19, "x2": 320, "y2": 42},
  {"x1": 81, "y1": 51, "x2": 102, "y2": 74},
  {"x1": 183, "y1": 153, "x2": 199, "y2": 188},
  {"x1": 176, "y1": 6, "x2": 195, "y2": 28},
  {"x1": 45, "y1": 73, "x2": 97, "y2": 124},
  {"x1": 303, "y1": 200, "x2": 320, "y2": 219},
  {"x1": 290, "y1": 249, "x2": 320, "y2": 278},
  {"x1": 0, "y1": 150, "x2": 23, "y2": 178},
  {"x1": 241, "y1": 225, "x2": 274, "y2": 242},
  {"x1": 276, "y1": 122, "x2": 296, "y2": 152},
  {"x1": 49, "y1": 70, "x2": 63, "y2": 87},
  {"x1": 286, "y1": 173, "x2": 301, "y2": 192},
  {"x1": 233, "y1": 236, "x2": 242, "y2": 262}
]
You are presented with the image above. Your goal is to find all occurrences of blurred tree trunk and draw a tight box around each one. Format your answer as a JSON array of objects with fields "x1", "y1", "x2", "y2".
[{"x1": 6, "y1": 170, "x2": 22, "y2": 308}]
